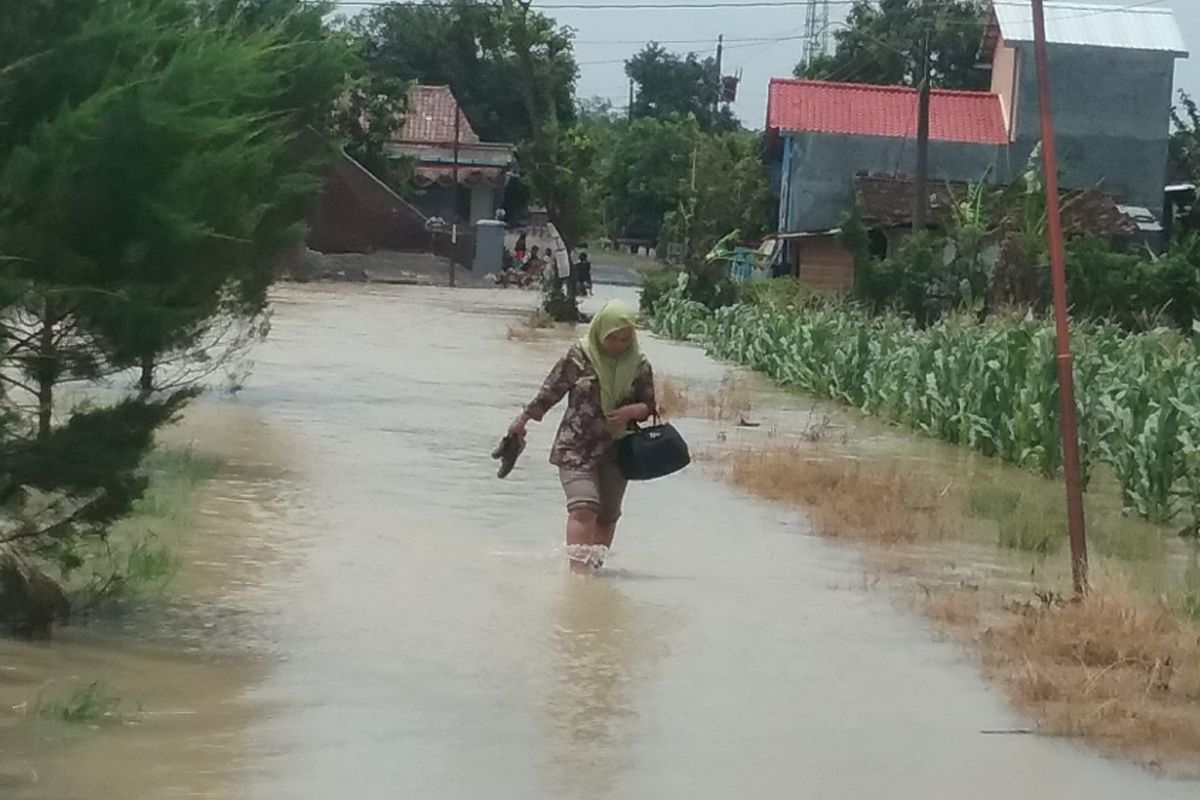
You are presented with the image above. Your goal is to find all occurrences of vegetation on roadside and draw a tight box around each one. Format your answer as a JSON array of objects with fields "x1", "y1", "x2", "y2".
[
  {"x1": 651, "y1": 275, "x2": 1200, "y2": 534},
  {"x1": 708, "y1": 431, "x2": 1200, "y2": 773},
  {"x1": 38, "y1": 681, "x2": 130, "y2": 726},
  {"x1": 75, "y1": 447, "x2": 221, "y2": 611},
  {"x1": 0, "y1": 0, "x2": 351, "y2": 636}
]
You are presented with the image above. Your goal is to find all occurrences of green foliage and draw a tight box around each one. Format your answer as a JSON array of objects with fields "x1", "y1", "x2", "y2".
[
  {"x1": 1170, "y1": 91, "x2": 1199, "y2": 233},
  {"x1": 661, "y1": 131, "x2": 772, "y2": 260},
  {"x1": 1061, "y1": 235, "x2": 1200, "y2": 331},
  {"x1": 649, "y1": 279, "x2": 1200, "y2": 531},
  {"x1": 639, "y1": 269, "x2": 683, "y2": 316},
  {"x1": 650, "y1": 273, "x2": 712, "y2": 340},
  {"x1": 625, "y1": 43, "x2": 738, "y2": 133},
  {"x1": 348, "y1": 0, "x2": 577, "y2": 145},
  {"x1": 798, "y1": 0, "x2": 989, "y2": 90},
  {"x1": 0, "y1": 0, "x2": 347, "y2": 633},
  {"x1": 604, "y1": 116, "x2": 700, "y2": 242},
  {"x1": 1184, "y1": 552, "x2": 1200, "y2": 621},
  {"x1": 847, "y1": 161, "x2": 1200, "y2": 332},
  {"x1": 40, "y1": 681, "x2": 124, "y2": 724},
  {"x1": 738, "y1": 278, "x2": 814, "y2": 310},
  {"x1": 968, "y1": 485, "x2": 1064, "y2": 555},
  {"x1": 684, "y1": 259, "x2": 741, "y2": 311}
]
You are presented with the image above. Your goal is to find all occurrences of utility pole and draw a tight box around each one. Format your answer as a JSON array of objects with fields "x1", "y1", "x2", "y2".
[
  {"x1": 1032, "y1": 0, "x2": 1089, "y2": 596},
  {"x1": 628, "y1": 77, "x2": 635, "y2": 122},
  {"x1": 450, "y1": 99, "x2": 461, "y2": 288},
  {"x1": 714, "y1": 34, "x2": 724, "y2": 115},
  {"x1": 913, "y1": 28, "x2": 931, "y2": 232},
  {"x1": 802, "y1": 0, "x2": 831, "y2": 70}
]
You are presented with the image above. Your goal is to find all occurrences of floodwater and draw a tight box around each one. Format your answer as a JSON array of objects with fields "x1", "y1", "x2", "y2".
[{"x1": 2, "y1": 283, "x2": 1198, "y2": 798}]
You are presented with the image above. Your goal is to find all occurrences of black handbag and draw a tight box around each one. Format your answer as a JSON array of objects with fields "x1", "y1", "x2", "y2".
[{"x1": 616, "y1": 417, "x2": 691, "y2": 481}]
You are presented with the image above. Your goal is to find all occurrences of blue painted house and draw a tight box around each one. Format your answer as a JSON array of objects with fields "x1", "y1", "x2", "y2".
[{"x1": 767, "y1": 1, "x2": 1188, "y2": 290}]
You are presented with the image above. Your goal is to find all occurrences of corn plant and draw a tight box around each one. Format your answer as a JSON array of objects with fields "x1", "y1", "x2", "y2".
[{"x1": 651, "y1": 282, "x2": 1200, "y2": 531}]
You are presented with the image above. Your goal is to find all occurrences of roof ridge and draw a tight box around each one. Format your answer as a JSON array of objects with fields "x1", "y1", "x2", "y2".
[
  {"x1": 994, "y1": 0, "x2": 1173, "y2": 11},
  {"x1": 769, "y1": 77, "x2": 997, "y2": 100}
]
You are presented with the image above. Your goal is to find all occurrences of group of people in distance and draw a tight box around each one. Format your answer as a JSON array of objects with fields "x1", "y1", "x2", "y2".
[{"x1": 495, "y1": 232, "x2": 592, "y2": 295}]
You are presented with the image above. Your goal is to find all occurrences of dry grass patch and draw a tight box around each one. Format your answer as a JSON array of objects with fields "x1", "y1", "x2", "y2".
[
  {"x1": 922, "y1": 587, "x2": 984, "y2": 631},
  {"x1": 506, "y1": 310, "x2": 556, "y2": 341},
  {"x1": 983, "y1": 587, "x2": 1200, "y2": 772},
  {"x1": 724, "y1": 447, "x2": 957, "y2": 544},
  {"x1": 656, "y1": 376, "x2": 689, "y2": 419},
  {"x1": 916, "y1": 580, "x2": 1200, "y2": 774},
  {"x1": 698, "y1": 396, "x2": 1200, "y2": 772},
  {"x1": 657, "y1": 375, "x2": 754, "y2": 423}
]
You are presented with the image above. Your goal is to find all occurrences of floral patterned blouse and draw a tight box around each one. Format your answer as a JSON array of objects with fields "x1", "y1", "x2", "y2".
[{"x1": 524, "y1": 344, "x2": 656, "y2": 469}]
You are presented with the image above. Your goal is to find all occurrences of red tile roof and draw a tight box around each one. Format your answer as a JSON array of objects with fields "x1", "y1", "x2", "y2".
[
  {"x1": 398, "y1": 85, "x2": 481, "y2": 145},
  {"x1": 767, "y1": 79, "x2": 1008, "y2": 146}
]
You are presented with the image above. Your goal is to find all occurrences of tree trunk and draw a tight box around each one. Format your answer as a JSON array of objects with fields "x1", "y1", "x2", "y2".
[
  {"x1": 139, "y1": 352, "x2": 155, "y2": 398},
  {"x1": 0, "y1": 551, "x2": 70, "y2": 638},
  {"x1": 36, "y1": 299, "x2": 56, "y2": 441}
]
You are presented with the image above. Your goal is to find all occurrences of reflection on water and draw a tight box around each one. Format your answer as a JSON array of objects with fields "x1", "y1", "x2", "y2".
[
  {"x1": 544, "y1": 578, "x2": 645, "y2": 798},
  {"x1": 2, "y1": 283, "x2": 1197, "y2": 799}
]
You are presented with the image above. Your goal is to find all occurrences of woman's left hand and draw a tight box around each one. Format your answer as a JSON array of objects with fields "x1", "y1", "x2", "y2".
[{"x1": 607, "y1": 404, "x2": 648, "y2": 426}]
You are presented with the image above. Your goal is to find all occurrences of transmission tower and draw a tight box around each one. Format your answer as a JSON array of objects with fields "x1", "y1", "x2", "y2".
[{"x1": 802, "y1": 0, "x2": 831, "y2": 71}]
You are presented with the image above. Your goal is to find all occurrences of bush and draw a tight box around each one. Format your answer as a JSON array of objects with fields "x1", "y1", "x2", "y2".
[
  {"x1": 738, "y1": 277, "x2": 816, "y2": 309},
  {"x1": 639, "y1": 268, "x2": 681, "y2": 315},
  {"x1": 682, "y1": 259, "x2": 741, "y2": 310},
  {"x1": 649, "y1": 291, "x2": 1200, "y2": 531},
  {"x1": 1067, "y1": 234, "x2": 1200, "y2": 330},
  {"x1": 640, "y1": 261, "x2": 739, "y2": 315}
]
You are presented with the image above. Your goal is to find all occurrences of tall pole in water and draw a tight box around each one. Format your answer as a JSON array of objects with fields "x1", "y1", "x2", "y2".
[
  {"x1": 450, "y1": 95, "x2": 461, "y2": 288},
  {"x1": 1032, "y1": 0, "x2": 1089, "y2": 595}
]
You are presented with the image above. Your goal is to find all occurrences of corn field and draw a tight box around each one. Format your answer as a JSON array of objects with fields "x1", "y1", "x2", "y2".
[{"x1": 651, "y1": 278, "x2": 1200, "y2": 530}]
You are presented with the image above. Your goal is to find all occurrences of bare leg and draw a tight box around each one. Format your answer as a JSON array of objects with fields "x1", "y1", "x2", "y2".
[
  {"x1": 566, "y1": 508, "x2": 598, "y2": 574},
  {"x1": 596, "y1": 519, "x2": 618, "y2": 550}
]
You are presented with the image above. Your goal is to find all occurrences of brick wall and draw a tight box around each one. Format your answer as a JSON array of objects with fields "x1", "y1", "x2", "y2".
[
  {"x1": 796, "y1": 236, "x2": 855, "y2": 292},
  {"x1": 307, "y1": 153, "x2": 432, "y2": 255}
]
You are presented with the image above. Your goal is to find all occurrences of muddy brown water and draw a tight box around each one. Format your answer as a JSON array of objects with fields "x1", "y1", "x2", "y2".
[{"x1": 1, "y1": 284, "x2": 1197, "y2": 798}]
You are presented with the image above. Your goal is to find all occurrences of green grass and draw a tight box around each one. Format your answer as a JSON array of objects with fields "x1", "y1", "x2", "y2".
[
  {"x1": 39, "y1": 681, "x2": 124, "y2": 724},
  {"x1": 1088, "y1": 518, "x2": 1167, "y2": 562},
  {"x1": 130, "y1": 447, "x2": 221, "y2": 522},
  {"x1": 1184, "y1": 553, "x2": 1200, "y2": 622},
  {"x1": 74, "y1": 446, "x2": 220, "y2": 607},
  {"x1": 968, "y1": 485, "x2": 1065, "y2": 555}
]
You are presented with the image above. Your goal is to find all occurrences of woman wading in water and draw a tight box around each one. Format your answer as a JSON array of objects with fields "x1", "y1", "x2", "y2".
[{"x1": 509, "y1": 301, "x2": 656, "y2": 572}]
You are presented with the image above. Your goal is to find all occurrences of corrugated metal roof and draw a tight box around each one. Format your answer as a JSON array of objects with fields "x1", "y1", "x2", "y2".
[
  {"x1": 990, "y1": 1, "x2": 1188, "y2": 56},
  {"x1": 767, "y1": 79, "x2": 1009, "y2": 145}
]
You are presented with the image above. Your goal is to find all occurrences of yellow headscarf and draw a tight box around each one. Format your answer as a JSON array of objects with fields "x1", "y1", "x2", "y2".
[{"x1": 580, "y1": 301, "x2": 641, "y2": 432}]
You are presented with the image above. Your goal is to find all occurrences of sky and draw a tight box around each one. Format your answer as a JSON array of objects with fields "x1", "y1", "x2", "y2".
[{"x1": 335, "y1": 1, "x2": 1200, "y2": 130}]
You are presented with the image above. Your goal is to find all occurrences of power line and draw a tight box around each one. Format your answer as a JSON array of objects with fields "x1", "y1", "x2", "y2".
[
  {"x1": 334, "y1": 1, "x2": 858, "y2": 9},
  {"x1": 576, "y1": 30, "x2": 806, "y2": 65},
  {"x1": 336, "y1": 0, "x2": 1169, "y2": 10}
]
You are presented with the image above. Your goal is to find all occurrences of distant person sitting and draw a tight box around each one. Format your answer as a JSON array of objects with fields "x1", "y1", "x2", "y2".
[
  {"x1": 495, "y1": 250, "x2": 519, "y2": 288},
  {"x1": 516, "y1": 246, "x2": 543, "y2": 287},
  {"x1": 576, "y1": 250, "x2": 593, "y2": 296}
]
